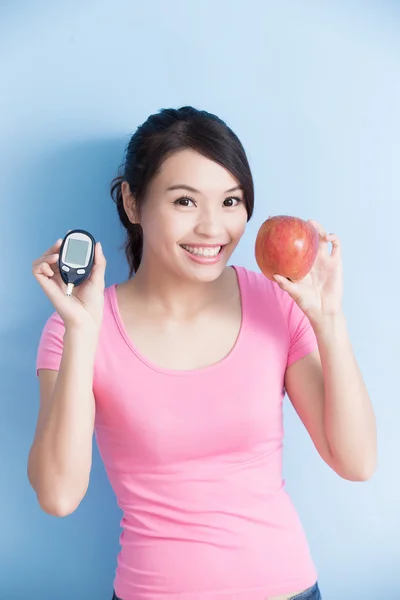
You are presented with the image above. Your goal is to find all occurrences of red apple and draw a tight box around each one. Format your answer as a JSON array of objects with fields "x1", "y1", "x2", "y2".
[{"x1": 255, "y1": 215, "x2": 319, "y2": 281}]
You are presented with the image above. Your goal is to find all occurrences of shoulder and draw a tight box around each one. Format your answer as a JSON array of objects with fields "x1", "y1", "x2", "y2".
[
  {"x1": 233, "y1": 264, "x2": 285, "y2": 307},
  {"x1": 232, "y1": 264, "x2": 306, "y2": 331},
  {"x1": 36, "y1": 284, "x2": 118, "y2": 376},
  {"x1": 233, "y1": 266, "x2": 317, "y2": 364}
]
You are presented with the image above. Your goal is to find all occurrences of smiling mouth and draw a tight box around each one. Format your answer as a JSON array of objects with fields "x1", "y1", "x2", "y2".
[{"x1": 180, "y1": 244, "x2": 226, "y2": 257}]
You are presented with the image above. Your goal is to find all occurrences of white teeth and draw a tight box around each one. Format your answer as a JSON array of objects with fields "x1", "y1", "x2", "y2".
[{"x1": 182, "y1": 245, "x2": 221, "y2": 257}]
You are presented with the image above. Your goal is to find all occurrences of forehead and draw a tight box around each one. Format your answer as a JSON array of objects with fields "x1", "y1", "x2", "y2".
[{"x1": 152, "y1": 148, "x2": 240, "y2": 192}]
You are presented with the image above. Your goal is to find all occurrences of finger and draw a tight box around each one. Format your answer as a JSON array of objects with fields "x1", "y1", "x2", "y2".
[
  {"x1": 308, "y1": 220, "x2": 330, "y2": 247},
  {"x1": 308, "y1": 220, "x2": 332, "y2": 257},
  {"x1": 32, "y1": 255, "x2": 59, "y2": 276},
  {"x1": 33, "y1": 261, "x2": 55, "y2": 278},
  {"x1": 308, "y1": 219, "x2": 326, "y2": 238},
  {"x1": 273, "y1": 274, "x2": 300, "y2": 296},
  {"x1": 44, "y1": 238, "x2": 63, "y2": 256},
  {"x1": 326, "y1": 233, "x2": 341, "y2": 258},
  {"x1": 89, "y1": 242, "x2": 106, "y2": 287},
  {"x1": 32, "y1": 239, "x2": 62, "y2": 268},
  {"x1": 32, "y1": 252, "x2": 59, "y2": 268},
  {"x1": 33, "y1": 264, "x2": 65, "y2": 306}
]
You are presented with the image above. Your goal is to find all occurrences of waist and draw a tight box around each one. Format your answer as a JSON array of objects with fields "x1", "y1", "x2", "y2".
[
  {"x1": 114, "y1": 493, "x2": 317, "y2": 599},
  {"x1": 113, "y1": 581, "x2": 321, "y2": 600}
]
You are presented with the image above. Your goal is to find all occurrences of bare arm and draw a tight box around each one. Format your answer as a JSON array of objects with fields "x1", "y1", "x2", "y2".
[
  {"x1": 28, "y1": 326, "x2": 99, "y2": 516},
  {"x1": 285, "y1": 313, "x2": 377, "y2": 481}
]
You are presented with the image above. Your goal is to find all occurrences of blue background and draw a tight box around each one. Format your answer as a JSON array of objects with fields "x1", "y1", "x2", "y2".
[{"x1": 1, "y1": 1, "x2": 399, "y2": 598}]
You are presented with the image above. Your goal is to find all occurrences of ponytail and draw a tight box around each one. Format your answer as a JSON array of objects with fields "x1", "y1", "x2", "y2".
[{"x1": 111, "y1": 176, "x2": 143, "y2": 278}]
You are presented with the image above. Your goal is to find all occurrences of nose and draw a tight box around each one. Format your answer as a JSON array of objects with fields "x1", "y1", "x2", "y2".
[{"x1": 194, "y1": 207, "x2": 225, "y2": 240}]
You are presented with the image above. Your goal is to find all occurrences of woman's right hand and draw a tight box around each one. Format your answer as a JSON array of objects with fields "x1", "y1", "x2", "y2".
[{"x1": 32, "y1": 238, "x2": 107, "y2": 332}]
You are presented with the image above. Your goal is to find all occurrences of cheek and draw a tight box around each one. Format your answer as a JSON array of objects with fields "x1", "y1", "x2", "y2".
[
  {"x1": 141, "y1": 212, "x2": 183, "y2": 250},
  {"x1": 231, "y1": 210, "x2": 248, "y2": 238}
]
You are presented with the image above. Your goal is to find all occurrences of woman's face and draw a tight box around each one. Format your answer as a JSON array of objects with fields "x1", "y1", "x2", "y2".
[{"x1": 130, "y1": 148, "x2": 248, "y2": 283}]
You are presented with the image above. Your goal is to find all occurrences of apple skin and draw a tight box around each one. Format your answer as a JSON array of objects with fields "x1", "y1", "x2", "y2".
[{"x1": 255, "y1": 215, "x2": 319, "y2": 281}]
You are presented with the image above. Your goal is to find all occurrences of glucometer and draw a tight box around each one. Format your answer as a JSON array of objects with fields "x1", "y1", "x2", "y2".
[{"x1": 58, "y1": 229, "x2": 96, "y2": 296}]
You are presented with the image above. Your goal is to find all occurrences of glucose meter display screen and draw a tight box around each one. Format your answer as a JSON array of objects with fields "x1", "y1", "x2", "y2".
[{"x1": 65, "y1": 239, "x2": 89, "y2": 266}]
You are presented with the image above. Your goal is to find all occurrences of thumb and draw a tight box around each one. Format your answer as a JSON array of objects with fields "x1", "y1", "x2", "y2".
[
  {"x1": 90, "y1": 241, "x2": 107, "y2": 285},
  {"x1": 273, "y1": 274, "x2": 298, "y2": 296}
]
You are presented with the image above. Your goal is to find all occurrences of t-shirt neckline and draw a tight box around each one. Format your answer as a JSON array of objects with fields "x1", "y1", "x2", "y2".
[{"x1": 108, "y1": 265, "x2": 247, "y2": 376}]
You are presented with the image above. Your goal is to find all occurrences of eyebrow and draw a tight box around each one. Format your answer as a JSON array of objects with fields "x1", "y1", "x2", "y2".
[{"x1": 166, "y1": 184, "x2": 243, "y2": 194}]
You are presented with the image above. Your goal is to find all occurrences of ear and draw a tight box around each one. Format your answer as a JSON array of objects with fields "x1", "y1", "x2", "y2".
[{"x1": 121, "y1": 181, "x2": 140, "y2": 225}]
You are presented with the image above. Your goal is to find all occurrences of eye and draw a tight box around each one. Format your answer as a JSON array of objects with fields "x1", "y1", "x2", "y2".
[
  {"x1": 223, "y1": 196, "x2": 243, "y2": 207},
  {"x1": 174, "y1": 196, "x2": 196, "y2": 207}
]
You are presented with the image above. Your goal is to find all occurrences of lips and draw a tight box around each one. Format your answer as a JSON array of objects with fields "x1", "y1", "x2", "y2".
[
  {"x1": 179, "y1": 243, "x2": 227, "y2": 264},
  {"x1": 180, "y1": 244, "x2": 223, "y2": 257}
]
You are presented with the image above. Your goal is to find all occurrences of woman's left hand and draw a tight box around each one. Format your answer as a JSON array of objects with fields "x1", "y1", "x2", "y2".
[{"x1": 273, "y1": 220, "x2": 344, "y2": 322}]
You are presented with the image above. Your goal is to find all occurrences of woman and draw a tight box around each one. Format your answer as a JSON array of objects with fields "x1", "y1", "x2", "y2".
[{"x1": 29, "y1": 106, "x2": 377, "y2": 600}]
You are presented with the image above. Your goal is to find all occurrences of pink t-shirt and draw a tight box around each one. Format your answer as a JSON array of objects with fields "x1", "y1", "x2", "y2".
[{"x1": 36, "y1": 266, "x2": 319, "y2": 600}]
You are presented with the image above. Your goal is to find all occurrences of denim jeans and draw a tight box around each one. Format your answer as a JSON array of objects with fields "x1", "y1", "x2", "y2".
[
  {"x1": 290, "y1": 581, "x2": 322, "y2": 599},
  {"x1": 112, "y1": 581, "x2": 322, "y2": 599}
]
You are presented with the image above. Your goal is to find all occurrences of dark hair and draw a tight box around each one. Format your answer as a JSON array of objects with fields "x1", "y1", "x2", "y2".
[{"x1": 111, "y1": 106, "x2": 254, "y2": 277}]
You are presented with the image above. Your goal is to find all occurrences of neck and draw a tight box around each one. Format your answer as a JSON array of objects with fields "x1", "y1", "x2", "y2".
[{"x1": 128, "y1": 256, "x2": 228, "y2": 321}]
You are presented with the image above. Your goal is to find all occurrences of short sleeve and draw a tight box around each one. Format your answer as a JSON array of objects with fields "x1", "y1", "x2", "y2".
[
  {"x1": 36, "y1": 311, "x2": 65, "y2": 377},
  {"x1": 277, "y1": 288, "x2": 318, "y2": 368}
]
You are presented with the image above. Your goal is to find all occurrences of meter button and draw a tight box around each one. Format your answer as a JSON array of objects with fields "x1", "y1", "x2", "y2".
[
  {"x1": 77, "y1": 268, "x2": 86, "y2": 274},
  {"x1": 61, "y1": 265, "x2": 70, "y2": 272}
]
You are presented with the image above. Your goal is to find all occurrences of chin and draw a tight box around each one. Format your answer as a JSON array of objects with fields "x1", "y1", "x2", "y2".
[
  {"x1": 176, "y1": 249, "x2": 231, "y2": 282},
  {"x1": 190, "y1": 266, "x2": 227, "y2": 283},
  {"x1": 161, "y1": 242, "x2": 237, "y2": 283}
]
